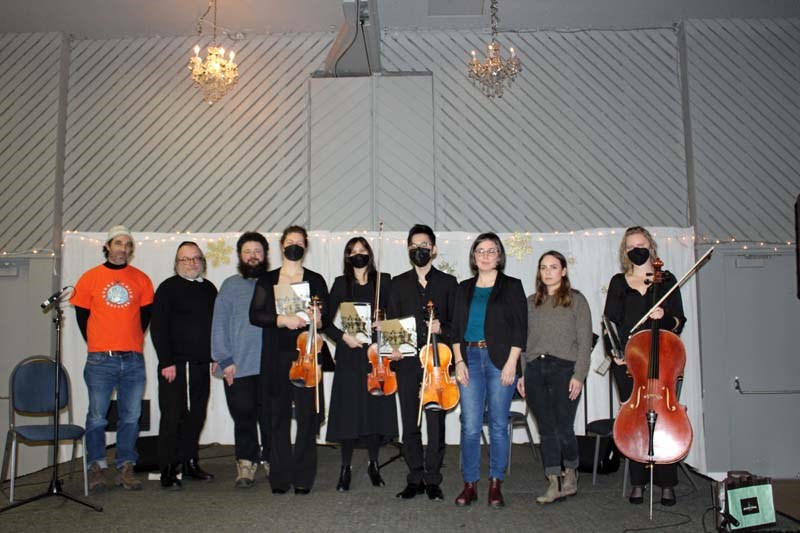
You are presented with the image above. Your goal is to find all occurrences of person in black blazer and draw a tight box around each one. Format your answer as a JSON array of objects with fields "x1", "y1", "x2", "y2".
[
  {"x1": 249, "y1": 226, "x2": 331, "y2": 495},
  {"x1": 451, "y1": 232, "x2": 527, "y2": 508}
]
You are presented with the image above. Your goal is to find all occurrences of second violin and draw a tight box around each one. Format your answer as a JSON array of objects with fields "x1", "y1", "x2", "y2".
[{"x1": 418, "y1": 301, "x2": 459, "y2": 423}]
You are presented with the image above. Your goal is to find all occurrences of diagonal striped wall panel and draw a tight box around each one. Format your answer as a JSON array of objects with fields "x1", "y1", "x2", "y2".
[
  {"x1": 0, "y1": 33, "x2": 61, "y2": 252},
  {"x1": 308, "y1": 77, "x2": 372, "y2": 230},
  {"x1": 63, "y1": 33, "x2": 332, "y2": 234},
  {"x1": 686, "y1": 19, "x2": 800, "y2": 243},
  {"x1": 375, "y1": 75, "x2": 435, "y2": 230},
  {"x1": 381, "y1": 29, "x2": 688, "y2": 232}
]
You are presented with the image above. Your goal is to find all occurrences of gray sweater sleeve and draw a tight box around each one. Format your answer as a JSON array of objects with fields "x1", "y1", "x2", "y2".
[{"x1": 571, "y1": 291, "x2": 593, "y2": 382}]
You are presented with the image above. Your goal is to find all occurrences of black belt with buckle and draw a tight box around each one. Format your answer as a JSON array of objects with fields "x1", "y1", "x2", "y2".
[
  {"x1": 103, "y1": 351, "x2": 135, "y2": 357},
  {"x1": 466, "y1": 340, "x2": 487, "y2": 348}
]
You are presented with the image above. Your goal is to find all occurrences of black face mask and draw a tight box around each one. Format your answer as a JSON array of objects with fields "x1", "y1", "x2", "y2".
[
  {"x1": 284, "y1": 244, "x2": 305, "y2": 261},
  {"x1": 348, "y1": 253, "x2": 370, "y2": 269},
  {"x1": 627, "y1": 247, "x2": 650, "y2": 266},
  {"x1": 409, "y1": 247, "x2": 432, "y2": 267}
]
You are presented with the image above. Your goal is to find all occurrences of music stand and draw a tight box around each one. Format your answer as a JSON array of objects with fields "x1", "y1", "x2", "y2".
[{"x1": 0, "y1": 294, "x2": 102, "y2": 513}]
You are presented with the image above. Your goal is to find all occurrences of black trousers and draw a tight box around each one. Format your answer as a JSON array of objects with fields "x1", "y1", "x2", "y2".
[
  {"x1": 269, "y1": 352, "x2": 318, "y2": 491},
  {"x1": 611, "y1": 362, "x2": 678, "y2": 488},
  {"x1": 396, "y1": 364, "x2": 446, "y2": 486},
  {"x1": 157, "y1": 361, "x2": 210, "y2": 470},
  {"x1": 223, "y1": 373, "x2": 271, "y2": 463}
]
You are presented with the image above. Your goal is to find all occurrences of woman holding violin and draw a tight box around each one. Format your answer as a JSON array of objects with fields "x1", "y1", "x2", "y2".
[
  {"x1": 452, "y1": 233, "x2": 527, "y2": 508},
  {"x1": 604, "y1": 226, "x2": 686, "y2": 506},
  {"x1": 250, "y1": 226, "x2": 331, "y2": 495},
  {"x1": 517, "y1": 250, "x2": 593, "y2": 504},
  {"x1": 324, "y1": 237, "x2": 397, "y2": 491}
]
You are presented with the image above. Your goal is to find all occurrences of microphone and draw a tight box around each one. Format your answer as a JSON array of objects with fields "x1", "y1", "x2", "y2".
[{"x1": 41, "y1": 286, "x2": 72, "y2": 309}]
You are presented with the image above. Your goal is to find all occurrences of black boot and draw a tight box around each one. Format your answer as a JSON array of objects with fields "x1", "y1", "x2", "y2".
[
  {"x1": 336, "y1": 465, "x2": 352, "y2": 492},
  {"x1": 367, "y1": 461, "x2": 385, "y2": 487},
  {"x1": 160, "y1": 464, "x2": 182, "y2": 490},
  {"x1": 183, "y1": 458, "x2": 214, "y2": 481}
]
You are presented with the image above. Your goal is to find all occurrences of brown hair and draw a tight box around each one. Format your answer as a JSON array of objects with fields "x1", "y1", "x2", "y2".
[
  {"x1": 468, "y1": 232, "x2": 506, "y2": 275},
  {"x1": 533, "y1": 250, "x2": 573, "y2": 308}
]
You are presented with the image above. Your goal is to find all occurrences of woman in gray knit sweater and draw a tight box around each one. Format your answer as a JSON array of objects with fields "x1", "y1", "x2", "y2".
[{"x1": 517, "y1": 250, "x2": 593, "y2": 504}]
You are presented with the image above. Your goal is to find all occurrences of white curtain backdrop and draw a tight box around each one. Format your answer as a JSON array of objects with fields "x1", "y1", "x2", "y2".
[{"x1": 59, "y1": 227, "x2": 706, "y2": 472}]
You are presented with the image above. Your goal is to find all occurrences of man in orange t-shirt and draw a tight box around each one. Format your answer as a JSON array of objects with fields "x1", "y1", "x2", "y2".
[{"x1": 71, "y1": 225, "x2": 154, "y2": 494}]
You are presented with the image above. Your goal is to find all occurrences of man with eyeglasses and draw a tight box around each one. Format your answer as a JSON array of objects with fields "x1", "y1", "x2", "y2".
[
  {"x1": 71, "y1": 225, "x2": 154, "y2": 493},
  {"x1": 387, "y1": 224, "x2": 458, "y2": 501},
  {"x1": 151, "y1": 241, "x2": 218, "y2": 489}
]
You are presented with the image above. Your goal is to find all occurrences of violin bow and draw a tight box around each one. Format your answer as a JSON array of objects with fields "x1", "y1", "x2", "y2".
[{"x1": 417, "y1": 302, "x2": 435, "y2": 427}]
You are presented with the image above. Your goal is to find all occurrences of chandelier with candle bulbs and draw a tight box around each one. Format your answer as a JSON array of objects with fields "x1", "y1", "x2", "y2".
[
  {"x1": 468, "y1": 0, "x2": 521, "y2": 98},
  {"x1": 189, "y1": 0, "x2": 239, "y2": 104}
]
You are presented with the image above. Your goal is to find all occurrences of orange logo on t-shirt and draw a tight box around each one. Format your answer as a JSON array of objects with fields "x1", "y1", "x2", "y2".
[{"x1": 103, "y1": 281, "x2": 134, "y2": 308}]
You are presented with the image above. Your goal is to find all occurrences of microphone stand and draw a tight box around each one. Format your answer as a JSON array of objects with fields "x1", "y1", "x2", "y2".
[{"x1": 1, "y1": 297, "x2": 102, "y2": 513}]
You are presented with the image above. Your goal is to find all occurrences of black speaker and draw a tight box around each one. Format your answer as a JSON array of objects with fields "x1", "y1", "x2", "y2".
[{"x1": 106, "y1": 399, "x2": 151, "y2": 431}]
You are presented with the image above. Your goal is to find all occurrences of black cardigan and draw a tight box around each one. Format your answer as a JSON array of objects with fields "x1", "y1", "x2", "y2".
[{"x1": 451, "y1": 272, "x2": 527, "y2": 372}]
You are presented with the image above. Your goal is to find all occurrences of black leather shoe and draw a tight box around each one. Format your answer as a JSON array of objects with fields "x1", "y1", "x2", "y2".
[
  {"x1": 294, "y1": 487, "x2": 311, "y2": 495},
  {"x1": 661, "y1": 486, "x2": 677, "y2": 506},
  {"x1": 337, "y1": 465, "x2": 352, "y2": 492},
  {"x1": 629, "y1": 485, "x2": 644, "y2": 505},
  {"x1": 183, "y1": 458, "x2": 214, "y2": 481},
  {"x1": 426, "y1": 484, "x2": 444, "y2": 501},
  {"x1": 367, "y1": 461, "x2": 385, "y2": 487},
  {"x1": 396, "y1": 482, "x2": 425, "y2": 499},
  {"x1": 160, "y1": 464, "x2": 182, "y2": 490}
]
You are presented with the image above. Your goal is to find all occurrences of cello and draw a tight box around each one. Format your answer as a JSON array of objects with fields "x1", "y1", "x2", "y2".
[
  {"x1": 417, "y1": 301, "x2": 459, "y2": 425},
  {"x1": 612, "y1": 257, "x2": 692, "y2": 516},
  {"x1": 289, "y1": 295, "x2": 323, "y2": 412},
  {"x1": 366, "y1": 223, "x2": 397, "y2": 396}
]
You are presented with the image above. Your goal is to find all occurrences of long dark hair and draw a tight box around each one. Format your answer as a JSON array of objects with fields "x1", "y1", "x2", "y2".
[
  {"x1": 342, "y1": 237, "x2": 376, "y2": 282},
  {"x1": 533, "y1": 250, "x2": 573, "y2": 308}
]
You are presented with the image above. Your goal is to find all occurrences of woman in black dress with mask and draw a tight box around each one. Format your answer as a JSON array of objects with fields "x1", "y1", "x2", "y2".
[
  {"x1": 324, "y1": 237, "x2": 398, "y2": 491},
  {"x1": 603, "y1": 226, "x2": 686, "y2": 506}
]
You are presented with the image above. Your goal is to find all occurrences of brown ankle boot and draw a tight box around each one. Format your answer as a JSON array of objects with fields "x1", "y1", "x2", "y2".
[
  {"x1": 455, "y1": 482, "x2": 478, "y2": 506},
  {"x1": 488, "y1": 478, "x2": 504, "y2": 508},
  {"x1": 536, "y1": 474, "x2": 564, "y2": 504},
  {"x1": 562, "y1": 467, "x2": 578, "y2": 497}
]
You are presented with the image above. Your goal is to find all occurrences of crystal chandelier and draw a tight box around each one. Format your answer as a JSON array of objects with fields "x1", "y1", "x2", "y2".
[
  {"x1": 468, "y1": 0, "x2": 521, "y2": 98},
  {"x1": 188, "y1": 0, "x2": 239, "y2": 104}
]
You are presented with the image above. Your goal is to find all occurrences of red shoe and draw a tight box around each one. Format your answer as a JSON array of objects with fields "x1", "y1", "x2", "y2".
[
  {"x1": 455, "y1": 482, "x2": 478, "y2": 506},
  {"x1": 488, "y1": 478, "x2": 505, "y2": 508}
]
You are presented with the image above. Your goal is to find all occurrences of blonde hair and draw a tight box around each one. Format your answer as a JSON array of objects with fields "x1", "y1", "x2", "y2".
[{"x1": 619, "y1": 226, "x2": 658, "y2": 274}]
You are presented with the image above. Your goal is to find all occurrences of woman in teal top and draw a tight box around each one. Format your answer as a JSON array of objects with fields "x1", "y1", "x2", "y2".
[{"x1": 451, "y1": 232, "x2": 527, "y2": 508}]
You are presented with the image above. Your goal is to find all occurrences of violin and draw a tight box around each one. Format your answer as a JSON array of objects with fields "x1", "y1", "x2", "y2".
[
  {"x1": 612, "y1": 257, "x2": 692, "y2": 466},
  {"x1": 417, "y1": 301, "x2": 459, "y2": 424},
  {"x1": 367, "y1": 309, "x2": 398, "y2": 396},
  {"x1": 366, "y1": 222, "x2": 397, "y2": 396},
  {"x1": 289, "y1": 296, "x2": 323, "y2": 411}
]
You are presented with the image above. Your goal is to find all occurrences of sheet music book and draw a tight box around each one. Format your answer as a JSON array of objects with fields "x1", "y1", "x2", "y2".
[
  {"x1": 602, "y1": 315, "x2": 623, "y2": 360},
  {"x1": 378, "y1": 316, "x2": 417, "y2": 357},
  {"x1": 275, "y1": 281, "x2": 311, "y2": 322},
  {"x1": 336, "y1": 302, "x2": 372, "y2": 344}
]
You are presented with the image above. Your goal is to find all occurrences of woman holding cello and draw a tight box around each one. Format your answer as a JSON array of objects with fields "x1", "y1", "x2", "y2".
[
  {"x1": 517, "y1": 251, "x2": 593, "y2": 504},
  {"x1": 250, "y1": 226, "x2": 330, "y2": 495},
  {"x1": 604, "y1": 226, "x2": 686, "y2": 506},
  {"x1": 324, "y1": 236, "x2": 397, "y2": 491}
]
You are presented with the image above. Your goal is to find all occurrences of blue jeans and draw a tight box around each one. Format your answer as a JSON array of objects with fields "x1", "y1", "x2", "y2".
[
  {"x1": 525, "y1": 356, "x2": 580, "y2": 477},
  {"x1": 459, "y1": 346, "x2": 516, "y2": 482},
  {"x1": 84, "y1": 352, "x2": 146, "y2": 468}
]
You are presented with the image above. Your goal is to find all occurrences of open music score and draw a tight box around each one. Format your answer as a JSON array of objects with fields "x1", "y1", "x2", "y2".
[
  {"x1": 378, "y1": 317, "x2": 417, "y2": 357},
  {"x1": 337, "y1": 302, "x2": 372, "y2": 344},
  {"x1": 275, "y1": 281, "x2": 311, "y2": 322}
]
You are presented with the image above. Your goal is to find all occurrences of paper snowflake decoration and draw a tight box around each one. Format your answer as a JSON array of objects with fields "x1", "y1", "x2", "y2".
[
  {"x1": 206, "y1": 238, "x2": 233, "y2": 268},
  {"x1": 504, "y1": 232, "x2": 533, "y2": 262}
]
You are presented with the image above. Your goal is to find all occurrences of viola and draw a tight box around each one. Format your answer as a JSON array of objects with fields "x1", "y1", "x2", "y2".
[
  {"x1": 367, "y1": 309, "x2": 398, "y2": 396},
  {"x1": 289, "y1": 296, "x2": 323, "y2": 411},
  {"x1": 418, "y1": 301, "x2": 459, "y2": 424},
  {"x1": 612, "y1": 258, "x2": 692, "y2": 465}
]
